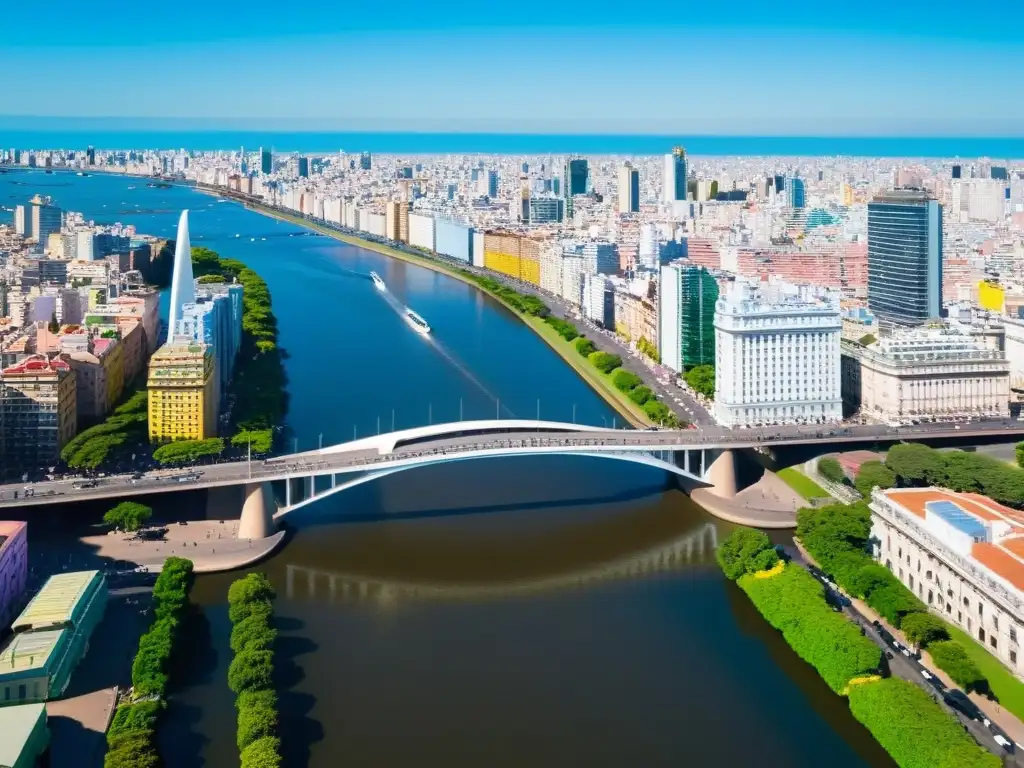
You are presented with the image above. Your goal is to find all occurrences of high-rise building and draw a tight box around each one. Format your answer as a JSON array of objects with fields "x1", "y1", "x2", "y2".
[
  {"x1": 662, "y1": 147, "x2": 687, "y2": 204},
  {"x1": 147, "y1": 342, "x2": 217, "y2": 441},
  {"x1": 618, "y1": 165, "x2": 640, "y2": 214},
  {"x1": 259, "y1": 147, "x2": 272, "y2": 175},
  {"x1": 297, "y1": 156, "x2": 309, "y2": 178},
  {"x1": 359, "y1": 152, "x2": 372, "y2": 171},
  {"x1": 0, "y1": 355, "x2": 77, "y2": 475},
  {"x1": 30, "y1": 196, "x2": 61, "y2": 244},
  {"x1": 991, "y1": 166, "x2": 1008, "y2": 181},
  {"x1": 14, "y1": 206, "x2": 29, "y2": 237},
  {"x1": 773, "y1": 175, "x2": 786, "y2": 193},
  {"x1": 175, "y1": 282, "x2": 244, "y2": 397},
  {"x1": 486, "y1": 170, "x2": 499, "y2": 198},
  {"x1": 867, "y1": 191, "x2": 943, "y2": 326},
  {"x1": 167, "y1": 211, "x2": 196, "y2": 341},
  {"x1": 86, "y1": 146, "x2": 95, "y2": 165},
  {"x1": 658, "y1": 263, "x2": 718, "y2": 373},
  {"x1": 528, "y1": 197, "x2": 564, "y2": 224},
  {"x1": 714, "y1": 280, "x2": 842, "y2": 427},
  {"x1": 952, "y1": 164, "x2": 962, "y2": 179},
  {"x1": 789, "y1": 177, "x2": 806, "y2": 209},
  {"x1": 563, "y1": 159, "x2": 588, "y2": 197}
]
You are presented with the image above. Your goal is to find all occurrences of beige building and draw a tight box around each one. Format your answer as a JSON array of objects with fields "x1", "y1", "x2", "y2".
[
  {"x1": 0, "y1": 355, "x2": 77, "y2": 473},
  {"x1": 871, "y1": 488, "x2": 1024, "y2": 679},
  {"x1": 147, "y1": 342, "x2": 217, "y2": 442},
  {"x1": 613, "y1": 290, "x2": 658, "y2": 349},
  {"x1": 63, "y1": 336, "x2": 125, "y2": 424},
  {"x1": 841, "y1": 327, "x2": 1009, "y2": 422}
]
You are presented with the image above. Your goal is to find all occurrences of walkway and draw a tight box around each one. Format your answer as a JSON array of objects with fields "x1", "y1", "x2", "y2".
[{"x1": 691, "y1": 471, "x2": 804, "y2": 528}]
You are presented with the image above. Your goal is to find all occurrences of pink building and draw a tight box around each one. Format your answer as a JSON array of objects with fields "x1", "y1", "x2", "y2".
[{"x1": 0, "y1": 521, "x2": 28, "y2": 630}]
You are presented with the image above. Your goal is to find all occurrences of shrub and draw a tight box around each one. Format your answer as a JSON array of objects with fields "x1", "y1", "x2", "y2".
[
  {"x1": 238, "y1": 698, "x2": 279, "y2": 751},
  {"x1": 103, "y1": 731, "x2": 161, "y2": 768},
  {"x1": 817, "y1": 457, "x2": 846, "y2": 484},
  {"x1": 229, "y1": 649, "x2": 275, "y2": 694},
  {"x1": 854, "y1": 461, "x2": 896, "y2": 498},
  {"x1": 928, "y1": 641, "x2": 985, "y2": 691},
  {"x1": 612, "y1": 369, "x2": 642, "y2": 392},
  {"x1": 750, "y1": 548, "x2": 781, "y2": 573},
  {"x1": 628, "y1": 386, "x2": 654, "y2": 405},
  {"x1": 574, "y1": 337, "x2": 595, "y2": 357},
  {"x1": 588, "y1": 351, "x2": 622, "y2": 374},
  {"x1": 738, "y1": 566, "x2": 881, "y2": 694},
  {"x1": 847, "y1": 678, "x2": 999, "y2": 768},
  {"x1": 642, "y1": 399, "x2": 672, "y2": 425},
  {"x1": 716, "y1": 528, "x2": 777, "y2": 580},
  {"x1": 231, "y1": 613, "x2": 278, "y2": 654},
  {"x1": 900, "y1": 612, "x2": 950, "y2": 648},
  {"x1": 867, "y1": 583, "x2": 926, "y2": 628},
  {"x1": 240, "y1": 736, "x2": 283, "y2": 768},
  {"x1": 104, "y1": 501, "x2": 153, "y2": 532},
  {"x1": 229, "y1": 573, "x2": 277, "y2": 606},
  {"x1": 847, "y1": 563, "x2": 895, "y2": 599},
  {"x1": 683, "y1": 365, "x2": 715, "y2": 399}
]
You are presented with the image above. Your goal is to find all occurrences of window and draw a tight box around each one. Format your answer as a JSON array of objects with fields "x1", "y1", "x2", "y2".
[
  {"x1": 994, "y1": 616, "x2": 999, "y2": 632},
  {"x1": 17, "y1": 684, "x2": 26, "y2": 700},
  {"x1": 926, "y1": 570, "x2": 933, "y2": 581},
  {"x1": 991, "y1": 636, "x2": 998, "y2": 650},
  {"x1": 1012, "y1": 650, "x2": 1017, "y2": 666},
  {"x1": 910, "y1": 575, "x2": 915, "y2": 590},
  {"x1": 979, "y1": 603, "x2": 984, "y2": 618},
  {"x1": 964, "y1": 597, "x2": 970, "y2": 607},
  {"x1": 980, "y1": 628, "x2": 987, "y2": 643},
  {"x1": 1011, "y1": 627, "x2": 1017, "y2": 644}
]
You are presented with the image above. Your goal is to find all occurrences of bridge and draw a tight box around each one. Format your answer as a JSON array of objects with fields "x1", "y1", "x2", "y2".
[
  {"x1": 2, "y1": 418, "x2": 1021, "y2": 537},
  {"x1": 283, "y1": 523, "x2": 719, "y2": 604}
]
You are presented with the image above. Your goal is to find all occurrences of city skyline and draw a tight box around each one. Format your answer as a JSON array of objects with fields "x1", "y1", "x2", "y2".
[{"x1": 3, "y1": 0, "x2": 1023, "y2": 135}]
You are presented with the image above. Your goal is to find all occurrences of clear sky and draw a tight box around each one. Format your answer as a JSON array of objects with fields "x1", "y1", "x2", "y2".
[{"x1": 3, "y1": 0, "x2": 1022, "y2": 135}]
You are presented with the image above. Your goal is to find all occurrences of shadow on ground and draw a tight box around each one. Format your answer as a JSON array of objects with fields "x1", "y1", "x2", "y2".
[{"x1": 274, "y1": 619, "x2": 324, "y2": 767}]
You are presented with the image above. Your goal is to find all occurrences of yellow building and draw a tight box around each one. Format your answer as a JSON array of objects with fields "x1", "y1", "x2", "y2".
[
  {"x1": 147, "y1": 342, "x2": 217, "y2": 442},
  {"x1": 483, "y1": 232, "x2": 542, "y2": 286},
  {"x1": 977, "y1": 280, "x2": 1005, "y2": 313}
]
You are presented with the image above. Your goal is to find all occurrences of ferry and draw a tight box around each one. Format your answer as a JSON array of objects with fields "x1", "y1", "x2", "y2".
[
  {"x1": 404, "y1": 308, "x2": 431, "y2": 335},
  {"x1": 370, "y1": 271, "x2": 386, "y2": 291}
]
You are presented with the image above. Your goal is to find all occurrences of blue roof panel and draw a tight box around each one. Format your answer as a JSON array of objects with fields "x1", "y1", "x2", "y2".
[{"x1": 926, "y1": 500, "x2": 988, "y2": 540}]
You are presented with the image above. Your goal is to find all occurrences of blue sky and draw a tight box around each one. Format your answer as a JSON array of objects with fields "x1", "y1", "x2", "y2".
[{"x1": 3, "y1": 0, "x2": 1022, "y2": 135}]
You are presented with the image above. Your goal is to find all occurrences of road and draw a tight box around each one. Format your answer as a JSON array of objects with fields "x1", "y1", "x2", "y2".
[{"x1": 788, "y1": 546, "x2": 1021, "y2": 765}]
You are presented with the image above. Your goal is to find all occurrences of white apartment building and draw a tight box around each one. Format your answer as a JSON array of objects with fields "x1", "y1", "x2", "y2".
[
  {"x1": 871, "y1": 488, "x2": 1024, "y2": 679},
  {"x1": 714, "y1": 279, "x2": 842, "y2": 427},
  {"x1": 1004, "y1": 317, "x2": 1024, "y2": 400},
  {"x1": 840, "y1": 327, "x2": 1009, "y2": 421}
]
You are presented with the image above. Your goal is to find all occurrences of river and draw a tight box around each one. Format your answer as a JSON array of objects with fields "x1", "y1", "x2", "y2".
[{"x1": 2, "y1": 170, "x2": 892, "y2": 767}]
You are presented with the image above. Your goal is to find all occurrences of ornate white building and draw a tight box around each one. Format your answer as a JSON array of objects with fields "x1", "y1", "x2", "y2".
[
  {"x1": 841, "y1": 326, "x2": 1009, "y2": 422},
  {"x1": 713, "y1": 278, "x2": 842, "y2": 427}
]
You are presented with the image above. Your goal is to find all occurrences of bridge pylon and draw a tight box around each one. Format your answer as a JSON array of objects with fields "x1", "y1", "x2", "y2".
[{"x1": 238, "y1": 482, "x2": 277, "y2": 539}]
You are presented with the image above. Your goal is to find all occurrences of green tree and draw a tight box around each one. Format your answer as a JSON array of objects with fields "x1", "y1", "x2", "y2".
[
  {"x1": 588, "y1": 351, "x2": 622, "y2": 374},
  {"x1": 854, "y1": 461, "x2": 896, "y2": 497},
  {"x1": 716, "y1": 527, "x2": 776, "y2": 580},
  {"x1": 868, "y1": 583, "x2": 926, "y2": 627},
  {"x1": 900, "y1": 612, "x2": 950, "y2": 648},
  {"x1": 104, "y1": 501, "x2": 153, "y2": 532},
  {"x1": 612, "y1": 369, "x2": 642, "y2": 392},
  {"x1": 232, "y1": 429, "x2": 274, "y2": 455},
  {"x1": 228, "y1": 649, "x2": 275, "y2": 694},
  {"x1": 240, "y1": 736, "x2": 283, "y2": 768},
  {"x1": 1017, "y1": 442, "x2": 1024, "y2": 470},
  {"x1": 237, "y1": 698, "x2": 279, "y2": 751},
  {"x1": 928, "y1": 641, "x2": 986, "y2": 691},
  {"x1": 629, "y1": 386, "x2": 654, "y2": 406},
  {"x1": 230, "y1": 614, "x2": 278, "y2": 654},
  {"x1": 152, "y1": 438, "x2": 226, "y2": 465},
  {"x1": 684, "y1": 365, "x2": 715, "y2": 399},
  {"x1": 848, "y1": 563, "x2": 895, "y2": 599},
  {"x1": 574, "y1": 337, "x2": 595, "y2": 357},
  {"x1": 642, "y1": 399, "x2": 673, "y2": 425},
  {"x1": 885, "y1": 443, "x2": 945, "y2": 486},
  {"x1": 229, "y1": 572, "x2": 277, "y2": 606},
  {"x1": 817, "y1": 457, "x2": 846, "y2": 484},
  {"x1": 48, "y1": 311, "x2": 60, "y2": 333}
]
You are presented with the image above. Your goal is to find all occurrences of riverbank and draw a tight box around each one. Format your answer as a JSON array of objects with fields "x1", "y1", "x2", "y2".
[{"x1": 220, "y1": 194, "x2": 650, "y2": 429}]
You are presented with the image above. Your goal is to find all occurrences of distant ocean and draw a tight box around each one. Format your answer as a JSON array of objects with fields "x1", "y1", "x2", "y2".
[{"x1": 3, "y1": 130, "x2": 1024, "y2": 157}]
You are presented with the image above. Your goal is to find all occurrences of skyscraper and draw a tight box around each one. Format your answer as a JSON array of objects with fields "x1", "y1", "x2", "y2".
[
  {"x1": 618, "y1": 165, "x2": 640, "y2": 213},
  {"x1": 360, "y1": 152, "x2": 372, "y2": 170},
  {"x1": 30, "y1": 195, "x2": 62, "y2": 244},
  {"x1": 789, "y1": 177, "x2": 806, "y2": 209},
  {"x1": 86, "y1": 146, "x2": 95, "y2": 165},
  {"x1": 658, "y1": 263, "x2": 719, "y2": 373},
  {"x1": 487, "y1": 169, "x2": 499, "y2": 198},
  {"x1": 563, "y1": 159, "x2": 588, "y2": 197},
  {"x1": 952, "y1": 165, "x2": 962, "y2": 179},
  {"x1": 167, "y1": 210, "x2": 196, "y2": 339},
  {"x1": 297, "y1": 156, "x2": 309, "y2": 178},
  {"x1": 260, "y1": 147, "x2": 273, "y2": 175},
  {"x1": 867, "y1": 191, "x2": 943, "y2": 326},
  {"x1": 662, "y1": 147, "x2": 687, "y2": 204}
]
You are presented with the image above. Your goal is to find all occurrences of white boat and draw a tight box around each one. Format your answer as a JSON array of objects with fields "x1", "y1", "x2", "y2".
[
  {"x1": 404, "y1": 308, "x2": 431, "y2": 335},
  {"x1": 370, "y1": 271, "x2": 386, "y2": 291}
]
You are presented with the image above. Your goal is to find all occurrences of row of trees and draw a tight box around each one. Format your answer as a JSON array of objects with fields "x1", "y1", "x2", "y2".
[
  {"x1": 683, "y1": 365, "x2": 715, "y2": 400},
  {"x1": 152, "y1": 438, "x2": 226, "y2": 465},
  {"x1": 718, "y1": 528, "x2": 881, "y2": 694},
  {"x1": 61, "y1": 389, "x2": 149, "y2": 469},
  {"x1": 818, "y1": 457, "x2": 847, "y2": 485},
  {"x1": 228, "y1": 573, "x2": 283, "y2": 768},
  {"x1": 797, "y1": 502, "x2": 985, "y2": 691},
  {"x1": 855, "y1": 443, "x2": 1024, "y2": 508},
  {"x1": 457, "y1": 271, "x2": 549, "y2": 317},
  {"x1": 105, "y1": 557, "x2": 195, "y2": 768},
  {"x1": 721, "y1": 527, "x2": 997, "y2": 768}
]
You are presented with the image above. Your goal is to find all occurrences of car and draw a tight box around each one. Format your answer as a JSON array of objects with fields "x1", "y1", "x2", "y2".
[{"x1": 943, "y1": 689, "x2": 982, "y2": 721}]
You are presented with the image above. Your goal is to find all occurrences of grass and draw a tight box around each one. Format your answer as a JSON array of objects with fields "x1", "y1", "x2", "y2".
[
  {"x1": 245, "y1": 198, "x2": 654, "y2": 428},
  {"x1": 945, "y1": 624, "x2": 1024, "y2": 721},
  {"x1": 778, "y1": 467, "x2": 831, "y2": 501}
]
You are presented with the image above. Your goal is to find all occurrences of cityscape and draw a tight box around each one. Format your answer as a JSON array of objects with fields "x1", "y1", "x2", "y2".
[{"x1": 0, "y1": 8, "x2": 1023, "y2": 766}]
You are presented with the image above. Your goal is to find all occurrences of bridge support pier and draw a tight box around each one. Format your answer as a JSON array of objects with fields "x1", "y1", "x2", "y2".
[
  {"x1": 238, "y1": 482, "x2": 277, "y2": 540},
  {"x1": 705, "y1": 449, "x2": 739, "y2": 498}
]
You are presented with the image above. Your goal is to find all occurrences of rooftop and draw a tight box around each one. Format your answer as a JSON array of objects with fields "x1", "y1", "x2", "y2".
[
  {"x1": 0, "y1": 703, "x2": 47, "y2": 768},
  {"x1": 0, "y1": 628, "x2": 67, "y2": 678},
  {"x1": 2, "y1": 354, "x2": 70, "y2": 376},
  {"x1": 11, "y1": 570, "x2": 102, "y2": 633}
]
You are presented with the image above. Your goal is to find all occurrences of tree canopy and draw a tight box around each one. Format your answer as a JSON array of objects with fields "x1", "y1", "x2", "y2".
[
  {"x1": 716, "y1": 527, "x2": 779, "y2": 580},
  {"x1": 684, "y1": 365, "x2": 715, "y2": 399},
  {"x1": 854, "y1": 461, "x2": 896, "y2": 498},
  {"x1": 104, "y1": 501, "x2": 153, "y2": 532}
]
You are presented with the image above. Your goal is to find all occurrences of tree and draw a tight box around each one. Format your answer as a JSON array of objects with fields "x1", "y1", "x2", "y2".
[
  {"x1": 240, "y1": 736, "x2": 283, "y2": 768},
  {"x1": 612, "y1": 369, "x2": 642, "y2": 392},
  {"x1": 232, "y1": 429, "x2": 274, "y2": 455},
  {"x1": 900, "y1": 612, "x2": 950, "y2": 648},
  {"x1": 1017, "y1": 442, "x2": 1024, "y2": 470},
  {"x1": 854, "y1": 461, "x2": 896, "y2": 498},
  {"x1": 684, "y1": 365, "x2": 715, "y2": 399},
  {"x1": 588, "y1": 351, "x2": 622, "y2": 374},
  {"x1": 48, "y1": 311, "x2": 60, "y2": 333},
  {"x1": 229, "y1": 573, "x2": 277, "y2": 606},
  {"x1": 642, "y1": 399, "x2": 673, "y2": 425},
  {"x1": 885, "y1": 443, "x2": 945, "y2": 486},
  {"x1": 848, "y1": 563, "x2": 895, "y2": 599},
  {"x1": 867, "y1": 582, "x2": 925, "y2": 627},
  {"x1": 928, "y1": 641, "x2": 985, "y2": 691},
  {"x1": 629, "y1": 386, "x2": 654, "y2": 406},
  {"x1": 104, "y1": 501, "x2": 153, "y2": 532},
  {"x1": 228, "y1": 649, "x2": 275, "y2": 694},
  {"x1": 716, "y1": 527, "x2": 776, "y2": 580},
  {"x1": 817, "y1": 457, "x2": 846, "y2": 484},
  {"x1": 153, "y1": 438, "x2": 226, "y2": 465},
  {"x1": 230, "y1": 614, "x2": 277, "y2": 654},
  {"x1": 237, "y1": 698, "x2": 279, "y2": 751},
  {"x1": 574, "y1": 337, "x2": 595, "y2": 357}
]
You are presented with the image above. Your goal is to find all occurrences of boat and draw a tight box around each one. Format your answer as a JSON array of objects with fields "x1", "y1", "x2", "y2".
[
  {"x1": 404, "y1": 308, "x2": 431, "y2": 335},
  {"x1": 77, "y1": 171, "x2": 89, "y2": 176},
  {"x1": 370, "y1": 272, "x2": 386, "y2": 291}
]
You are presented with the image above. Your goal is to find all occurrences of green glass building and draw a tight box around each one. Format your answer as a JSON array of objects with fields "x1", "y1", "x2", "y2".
[{"x1": 658, "y1": 263, "x2": 719, "y2": 372}]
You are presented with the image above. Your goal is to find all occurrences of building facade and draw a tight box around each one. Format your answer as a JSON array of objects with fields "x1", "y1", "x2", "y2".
[
  {"x1": 867, "y1": 191, "x2": 943, "y2": 326},
  {"x1": 662, "y1": 148, "x2": 687, "y2": 204},
  {"x1": 0, "y1": 356, "x2": 77, "y2": 475},
  {"x1": 564, "y1": 159, "x2": 588, "y2": 197},
  {"x1": 658, "y1": 262, "x2": 718, "y2": 373},
  {"x1": 0, "y1": 522, "x2": 28, "y2": 633},
  {"x1": 714, "y1": 280, "x2": 842, "y2": 427},
  {"x1": 146, "y1": 341, "x2": 217, "y2": 441},
  {"x1": 618, "y1": 165, "x2": 640, "y2": 214},
  {"x1": 871, "y1": 488, "x2": 1024, "y2": 680},
  {"x1": 840, "y1": 328, "x2": 1009, "y2": 422}
]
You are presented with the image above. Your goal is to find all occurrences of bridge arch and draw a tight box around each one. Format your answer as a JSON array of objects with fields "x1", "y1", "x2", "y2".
[{"x1": 275, "y1": 447, "x2": 710, "y2": 518}]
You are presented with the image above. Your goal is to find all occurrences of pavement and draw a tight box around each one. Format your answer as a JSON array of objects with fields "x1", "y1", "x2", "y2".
[
  {"x1": 691, "y1": 470, "x2": 805, "y2": 528},
  {"x1": 46, "y1": 688, "x2": 118, "y2": 768},
  {"x1": 790, "y1": 540, "x2": 1024, "y2": 765}
]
